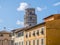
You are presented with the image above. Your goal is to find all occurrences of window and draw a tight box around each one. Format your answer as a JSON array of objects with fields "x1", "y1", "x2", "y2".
[
  {"x1": 26, "y1": 34, "x2": 28, "y2": 38},
  {"x1": 11, "y1": 32, "x2": 15, "y2": 36},
  {"x1": 29, "y1": 24, "x2": 31, "y2": 26},
  {"x1": 37, "y1": 30, "x2": 39, "y2": 36},
  {"x1": 22, "y1": 42, "x2": 23, "y2": 45},
  {"x1": 11, "y1": 40, "x2": 14, "y2": 45},
  {"x1": 41, "y1": 30, "x2": 44, "y2": 35},
  {"x1": 19, "y1": 42, "x2": 21, "y2": 45},
  {"x1": 15, "y1": 43, "x2": 18, "y2": 45},
  {"x1": 15, "y1": 43, "x2": 16, "y2": 45},
  {"x1": 16, "y1": 32, "x2": 24, "y2": 37},
  {"x1": 26, "y1": 41, "x2": 28, "y2": 45},
  {"x1": 29, "y1": 41, "x2": 31, "y2": 45},
  {"x1": 29, "y1": 32, "x2": 31, "y2": 37},
  {"x1": 37, "y1": 39, "x2": 39, "y2": 45},
  {"x1": 21, "y1": 32, "x2": 24, "y2": 36},
  {"x1": 19, "y1": 42, "x2": 23, "y2": 45},
  {"x1": 41, "y1": 39, "x2": 44, "y2": 45},
  {"x1": 41, "y1": 27, "x2": 44, "y2": 35},
  {"x1": 16, "y1": 32, "x2": 20, "y2": 37},
  {"x1": 26, "y1": 41, "x2": 30, "y2": 45},
  {"x1": 29, "y1": 12, "x2": 32, "y2": 14},
  {"x1": 30, "y1": 17, "x2": 32, "y2": 20},
  {"x1": 33, "y1": 31, "x2": 35, "y2": 36},
  {"x1": 32, "y1": 11, "x2": 35, "y2": 15},
  {"x1": 26, "y1": 33, "x2": 28, "y2": 38},
  {"x1": 0, "y1": 34, "x2": 3, "y2": 37},
  {"x1": 33, "y1": 40, "x2": 35, "y2": 45},
  {"x1": 9, "y1": 34, "x2": 11, "y2": 37}
]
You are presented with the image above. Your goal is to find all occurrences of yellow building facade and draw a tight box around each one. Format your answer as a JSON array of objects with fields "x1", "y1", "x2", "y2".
[{"x1": 24, "y1": 23, "x2": 46, "y2": 45}]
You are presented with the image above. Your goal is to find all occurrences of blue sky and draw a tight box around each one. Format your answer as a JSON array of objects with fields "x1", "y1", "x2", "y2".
[{"x1": 0, "y1": 0, "x2": 60, "y2": 31}]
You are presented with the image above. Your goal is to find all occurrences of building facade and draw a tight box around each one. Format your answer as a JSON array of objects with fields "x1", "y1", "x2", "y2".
[
  {"x1": 11, "y1": 27, "x2": 27, "y2": 45},
  {"x1": 24, "y1": 23, "x2": 46, "y2": 45},
  {"x1": 0, "y1": 30, "x2": 11, "y2": 45},
  {"x1": 44, "y1": 14, "x2": 60, "y2": 45}
]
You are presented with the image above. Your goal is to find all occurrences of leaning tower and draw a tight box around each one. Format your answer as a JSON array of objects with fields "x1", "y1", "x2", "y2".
[{"x1": 24, "y1": 8, "x2": 37, "y2": 27}]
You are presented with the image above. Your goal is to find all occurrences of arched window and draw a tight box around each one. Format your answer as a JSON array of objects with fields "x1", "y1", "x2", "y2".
[
  {"x1": 33, "y1": 31, "x2": 35, "y2": 36},
  {"x1": 37, "y1": 30, "x2": 39, "y2": 36},
  {"x1": 0, "y1": 34, "x2": 3, "y2": 37},
  {"x1": 41, "y1": 27, "x2": 44, "y2": 35}
]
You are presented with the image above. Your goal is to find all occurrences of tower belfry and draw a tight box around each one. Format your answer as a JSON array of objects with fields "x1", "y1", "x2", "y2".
[{"x1": 24, "y1": 8, "x2": 37, "y2": 27}]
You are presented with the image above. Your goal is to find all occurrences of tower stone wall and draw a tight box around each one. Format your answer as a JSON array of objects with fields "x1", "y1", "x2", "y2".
[{"x1": 24, "y1": 8, "x2": 37, "y2": 27}]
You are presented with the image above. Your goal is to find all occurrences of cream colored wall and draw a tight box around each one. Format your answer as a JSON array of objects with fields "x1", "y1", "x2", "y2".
[
  {"x1": 14, "y1": 36, "x2": 24, "y2": 42},
  {"x1": 24, "y1": 25, "x2": 46, "y2": 45},
  {"x1": 12, "y1": 32, "x2": 24, "y2": 45},
  {"x1": 11, "y1": 36, "x2": 15, "y2": 40}
]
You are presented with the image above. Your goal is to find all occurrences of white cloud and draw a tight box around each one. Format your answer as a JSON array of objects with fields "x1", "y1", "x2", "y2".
[
  {"x1": 36, "y1": 7, "x2": 42, "y2": 11},
  {"x1": 17, "y1": 2, "x2": 29, "y2": 11},
  {"x1": 36, "y1": 6, "x2": 47, "y2": 12},
  {"x1": 16, "y1": 20, "x2": 24, "y2": 26},
  {"x1": 53, "y1": 2, "x2": 60, "y2": 6}
]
